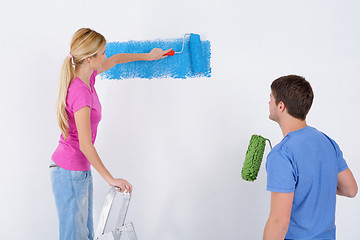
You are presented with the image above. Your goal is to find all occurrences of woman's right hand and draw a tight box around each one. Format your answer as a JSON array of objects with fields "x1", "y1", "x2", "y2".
[
  {"x1": 148, "y1": 48, "x2": 172, "y2": 61},
  {"x1": 109, "y1": 178, "x2": 133, "y2": 194}
]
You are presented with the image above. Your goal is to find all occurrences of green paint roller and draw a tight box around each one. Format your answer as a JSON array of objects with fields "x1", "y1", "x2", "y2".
[{"x1": 241, "y1": 135, "x2": 272, "y2": 182}]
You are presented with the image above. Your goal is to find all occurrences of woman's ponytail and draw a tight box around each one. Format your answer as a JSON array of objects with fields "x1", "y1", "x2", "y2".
[{"x1": 56, "y1": 56, "x2": 74, "y2": 140}]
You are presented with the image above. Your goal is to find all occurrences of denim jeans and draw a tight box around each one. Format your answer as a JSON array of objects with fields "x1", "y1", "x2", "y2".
[{"x1": 50, "y1": 161, "x2": 94, "y2": 240}]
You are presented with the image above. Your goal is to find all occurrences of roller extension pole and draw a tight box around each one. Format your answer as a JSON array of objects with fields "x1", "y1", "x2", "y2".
[{"x1": 163, "y1": 33, "x2": 191, "y2": 56}]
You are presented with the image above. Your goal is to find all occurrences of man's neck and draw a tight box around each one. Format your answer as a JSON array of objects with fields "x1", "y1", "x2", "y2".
[{"x1": 278, "y1": 117, "x2": 308, "y2": 137}]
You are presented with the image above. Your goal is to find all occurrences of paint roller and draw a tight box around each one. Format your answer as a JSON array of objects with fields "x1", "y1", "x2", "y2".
[
  {"x1": 163, "y1": 33, "x2": 206, "y2": 74},
  {"x1": 241, "y1": 135, "x2": 272, "y2": 182}
]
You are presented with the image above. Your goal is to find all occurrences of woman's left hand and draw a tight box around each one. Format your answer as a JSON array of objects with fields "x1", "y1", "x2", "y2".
[{"x1": 148, "y1": 48, "x2": 172, "y2": 61}]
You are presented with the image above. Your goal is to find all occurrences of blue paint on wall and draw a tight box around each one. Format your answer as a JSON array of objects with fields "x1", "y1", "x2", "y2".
[{"x1": 101, "y1": 36, "x2": 211, "y2": 80}]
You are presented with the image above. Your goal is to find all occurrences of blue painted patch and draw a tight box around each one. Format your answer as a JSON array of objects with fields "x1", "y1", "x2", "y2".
[{"x1": 101, "y1": 35, "x2": 211, "y2": 79}]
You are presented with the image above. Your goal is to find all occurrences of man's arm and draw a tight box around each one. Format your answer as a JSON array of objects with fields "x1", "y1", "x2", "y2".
[
  {"x1": 337, "y1": 168, "x2": 357, "y2": 198},
  {"x1": 263, "y1": 192, "x2": 294, "y2": 240}
]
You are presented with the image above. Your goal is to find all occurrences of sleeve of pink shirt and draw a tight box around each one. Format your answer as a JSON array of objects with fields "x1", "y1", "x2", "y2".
[
  {"x1": 67, "y1": 85, "x2": 93, "y2": 113},
  {"x1": 67, "y1": 71, "x2": 97, "y2": 113}
]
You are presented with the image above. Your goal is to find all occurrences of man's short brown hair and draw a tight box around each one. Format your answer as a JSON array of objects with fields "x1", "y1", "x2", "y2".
[{"x1": 271, "y1": 75, "x2": 314, "y2": 120}]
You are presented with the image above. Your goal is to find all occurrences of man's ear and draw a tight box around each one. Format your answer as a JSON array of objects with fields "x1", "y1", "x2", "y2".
[{"x1": 278, "y1": 101, "x2": 286, "y2": 113}]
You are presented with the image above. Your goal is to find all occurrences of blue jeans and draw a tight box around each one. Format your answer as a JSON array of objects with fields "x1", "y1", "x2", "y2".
[{"x1": 50, "y1": 161, "x2": 94, "y2": 240}]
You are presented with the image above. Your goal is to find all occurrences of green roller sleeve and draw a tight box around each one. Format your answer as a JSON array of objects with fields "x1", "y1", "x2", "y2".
[{"x1": 241, "y1": 135, "x2": 268, "y2": 182}]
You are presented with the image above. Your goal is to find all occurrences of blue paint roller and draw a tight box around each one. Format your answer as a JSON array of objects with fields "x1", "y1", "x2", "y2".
[{"x1": 164, "y1": 33, "x2": 206, "y2": 74}]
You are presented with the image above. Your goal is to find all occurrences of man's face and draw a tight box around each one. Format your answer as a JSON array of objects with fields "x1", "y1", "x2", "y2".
[{"x1": 269, "y1": 92, "x2": 279, "y2": 122}]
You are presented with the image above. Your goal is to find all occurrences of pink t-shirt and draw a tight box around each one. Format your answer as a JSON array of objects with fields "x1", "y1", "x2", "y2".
[{"x1": 52, "y1": 71, "x2": 102, "y2": 171}]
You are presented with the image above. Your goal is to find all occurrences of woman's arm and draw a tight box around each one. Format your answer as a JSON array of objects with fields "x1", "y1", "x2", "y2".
[
  {"x1": 74, "y1": 106, "x2": 133, "y2": 193},
  {"x1": 99, "y1": 48, "x2": 172, "y2": 74}
]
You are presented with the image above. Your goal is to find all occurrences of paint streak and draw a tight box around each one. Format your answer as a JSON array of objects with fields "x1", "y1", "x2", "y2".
[{"x1": 101, "y1": 36, "x2": 211, "y2": 79}]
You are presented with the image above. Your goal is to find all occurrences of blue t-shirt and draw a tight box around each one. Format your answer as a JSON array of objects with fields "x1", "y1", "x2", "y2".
[{"x1": 266, "y1": 126, "x2": 348, "y2": 239}]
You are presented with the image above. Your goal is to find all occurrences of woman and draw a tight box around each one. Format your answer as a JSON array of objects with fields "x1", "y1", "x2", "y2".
[{"x1": 50, "y1": 28, "x2": 171, "y2": 240}]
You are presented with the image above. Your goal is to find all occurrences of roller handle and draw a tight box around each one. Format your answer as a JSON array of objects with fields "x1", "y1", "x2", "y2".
[{"x1": 163, "y1": 50, "x2": 175, "y2": 56}]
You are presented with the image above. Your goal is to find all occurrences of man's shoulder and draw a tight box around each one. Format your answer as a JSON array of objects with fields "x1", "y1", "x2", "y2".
[
  {"x1": 282, "y1": 126, "x2": 327, "y2": 146},
  {"x1": 270, "y1": 127, "x2": 318, "y2": 155},
  {"x1": 272, "y1": 126, "x2": 340, "y2": 157},
  {"x1": 272, "y1": 135, "x2": 293, "y2": 153},
  {"x1": 268, "y1": 138, "x2": 293, "y2": 161}
]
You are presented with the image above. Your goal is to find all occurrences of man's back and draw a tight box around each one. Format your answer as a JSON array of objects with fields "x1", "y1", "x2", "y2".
[{"x1": 266, "y1": 126, "x2": 348, "y2": 239}]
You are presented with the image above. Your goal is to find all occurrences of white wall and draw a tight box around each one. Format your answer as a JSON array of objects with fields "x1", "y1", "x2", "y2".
[{"x1": 1, "y1": 0, "x2": 359, "y2": 239}]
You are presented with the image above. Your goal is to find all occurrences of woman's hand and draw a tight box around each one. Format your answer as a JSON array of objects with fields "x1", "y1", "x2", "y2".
[
  {"x1": 108, "y1": 178, "x2": 133, "y2": 193},
  {"x1": 148, "y1": 48, "x2": 172, "y2": 61}
]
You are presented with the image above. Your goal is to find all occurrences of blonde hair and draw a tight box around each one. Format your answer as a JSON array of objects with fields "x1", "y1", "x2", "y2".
[{"x1": 57, "y1": 28, "x2": 106, "y2": 140}]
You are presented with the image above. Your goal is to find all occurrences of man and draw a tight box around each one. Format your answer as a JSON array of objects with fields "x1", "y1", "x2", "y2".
[{"x1": 263, "y1": 75, "x2": 358, "y2": 239}]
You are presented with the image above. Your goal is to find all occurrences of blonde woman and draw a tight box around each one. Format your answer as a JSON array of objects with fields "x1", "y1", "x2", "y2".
[{"x1": 50, "y1": 28, "x2": 171, "y2": 240}]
